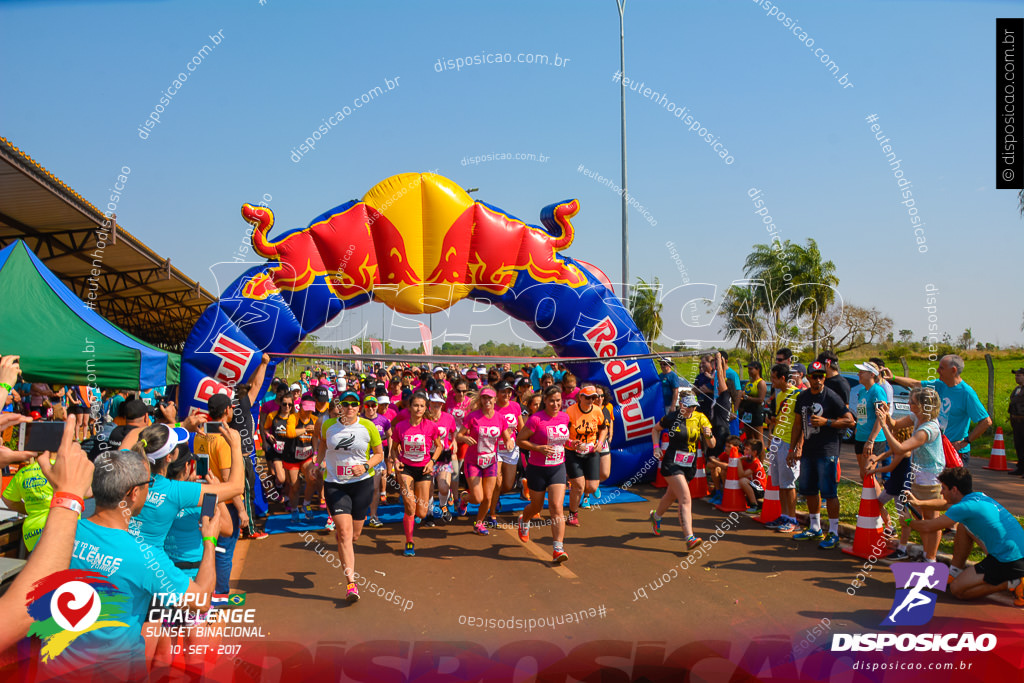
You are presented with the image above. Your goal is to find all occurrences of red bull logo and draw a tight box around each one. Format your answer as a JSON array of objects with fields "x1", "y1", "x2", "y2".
[{"x1": 240, "y1": 173, "x2": 588, "y2": 314}]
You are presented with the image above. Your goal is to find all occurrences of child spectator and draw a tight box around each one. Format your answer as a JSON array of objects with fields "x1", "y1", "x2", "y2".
[{"x1": 738, "y1": 439, "x2": 766, "y2": 514}]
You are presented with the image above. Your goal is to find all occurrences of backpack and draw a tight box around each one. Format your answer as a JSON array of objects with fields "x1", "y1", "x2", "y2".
[{"x1": 941, "y1": 433, "x2": 964, "y2": 468}]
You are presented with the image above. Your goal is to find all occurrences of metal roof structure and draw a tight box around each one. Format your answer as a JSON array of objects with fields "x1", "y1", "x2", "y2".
[{"x1": 0, "y1": 136, "x2": 215, "y2": 349}]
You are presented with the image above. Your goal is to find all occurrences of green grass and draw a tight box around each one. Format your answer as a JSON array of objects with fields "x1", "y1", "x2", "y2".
[{"x1": 793, "y1": 479, "x2": 1024, "y2": 562}]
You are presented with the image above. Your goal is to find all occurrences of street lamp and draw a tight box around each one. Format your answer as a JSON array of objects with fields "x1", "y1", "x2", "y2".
[{"x1": 616, "y1": 0, "x2": 629, "y2": 304}]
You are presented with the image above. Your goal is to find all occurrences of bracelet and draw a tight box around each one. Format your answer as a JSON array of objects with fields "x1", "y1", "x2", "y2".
[
  {"x1": 51, "y1": 492, "x2": 84, "y2": 515},
  {"x1": 202, "y1": 536, "x2": 218, "y2": 546},
  {"x1": 0, "y1": 382, "x2": 11, "y2": 393}
]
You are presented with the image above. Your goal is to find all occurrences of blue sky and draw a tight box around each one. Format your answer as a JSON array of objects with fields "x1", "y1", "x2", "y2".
[{"x1": 2, "y1": 0, "x2": 1021, "y2": 351}]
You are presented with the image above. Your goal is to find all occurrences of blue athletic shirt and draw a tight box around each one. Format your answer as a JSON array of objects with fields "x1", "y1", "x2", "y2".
[
  {"x1": 164, "y1": 505, "x2": 203, "y2": 578},
  {"x1": 922, "y1": 379, "x2": 988, "y2": 454},
  {"x1": 659, "y1": 370, "x2": 682, "y2": 406},
  {"x1": 130, "y1": 475, "x2": 203, "y2": 546},
  {"x1": 854, "y1": 382, "x2": 888, "y2": 442},
  {"x1": 945, "y1": 492, "x2": 1024, "y2": 563},
  {"x1": 63, "y1": 519, "x2": 190, "y2": 676}
]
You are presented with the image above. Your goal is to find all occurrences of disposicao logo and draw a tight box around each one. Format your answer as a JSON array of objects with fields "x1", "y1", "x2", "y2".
[
  {"x1": 832, "y1": 563, "x2": 996, "y2": 652},
  {"x1": 25, "y1": 569, "x2": 129, "y2": 662}
]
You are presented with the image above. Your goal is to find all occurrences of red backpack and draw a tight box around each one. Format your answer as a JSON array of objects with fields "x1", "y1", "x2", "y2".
[{"x1": 941, "y1": 433, "x2": 964, "y2": 468}]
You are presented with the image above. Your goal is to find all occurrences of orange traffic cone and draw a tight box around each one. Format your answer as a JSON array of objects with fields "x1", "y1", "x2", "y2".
[
  {"x1": 984, "y1": 428, "x2": 1010, "y2": 471},
  {"x1": 754, "y1": 467, "x2": 781, "y2": 524},
  {"x1": 715, "y1": 446, "x2": 748, "y2": 513},
  {"x1": 654, "y1": 432, "x2": 669, "y2": 488},
  {"x1": 842, "y1": 475, "x2": 893, "y2": 559},
  {"x1": 688, "y1": 446, "x2": 709, "y2": 499}
]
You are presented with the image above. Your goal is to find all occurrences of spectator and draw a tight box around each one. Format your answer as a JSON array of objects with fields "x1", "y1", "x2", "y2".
[
  {"x1": 869, "y1": 357, "x2": 895, "y2": 406},
  {"x1": 707, "y1": 435, "x2": 743, "y2": 504},
  {"x1": 658, "y1": 359, "x2": 682, "y2": 412},
  {"x1": 874, "y1": 387, "x2": 944, "y2": 561},
  {"x1": 789, "y1": 362, "x2": 809, "y2": 390},
  {"x1": 229, "y1": 353, "x2": 271, "y2": 538},
  {"x1": 888, "y1": 354, "x2": 992, "y2": 465},
  {"x1": 787, "y1": 360, "x2": 855, "y2": 549},
  {"x1": 193, "y1": 393, "x2": 247, "y2": 597},
  {"x1": 695, "y1": 352, "x2": 731, "y2": 458},
  {"x1": 1008, "y1": 367, "x2": 1024, "y2": 476},
  {"x1": 737, "y1": 439, "x2": 766, "y2": 514},
  {"x1": 852, "y1": 361, "x2": 891, "y2": 483},
  {"x1": 907, "y1": 467, "x2": 1024, "y2": 605},
  {"x1": 89, "y1": 399, "x2": 150, "y2": 461},
  {"x1": 775, "y1": 347, "x2": 794, "y2": 366},
  {"x1": 816, "y1": 350, "x2": 850, "y2": 406},
  {"x1": 765, "y1": 364, "x2": 802, "y2": 533},
  {"x1": 738, "y1": 360, "x2": 767, "y2": 446},
  {"x1": 719, "y1": 350, "x2": 742, "y2": 436}
]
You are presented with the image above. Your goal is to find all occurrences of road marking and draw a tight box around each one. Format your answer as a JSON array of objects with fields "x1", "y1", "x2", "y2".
[{"x1": 502, "y1": 526, "x2": 578, "y2": 580}]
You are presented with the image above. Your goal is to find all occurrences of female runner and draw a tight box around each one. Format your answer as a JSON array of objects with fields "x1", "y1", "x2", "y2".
[
  {"x1": 445, "y1": 378, "x2": 472, "y2": 515},
  {"x1": 426, "y1": 392, "x2": 458, "y2": 524},
  {"x1": 391, "y1": 392, "x2": 442, "y2": 556},
  {"x1": 488, "y1": 380, "x2": 525, "y2": 525},
  {"x1": 362, "y1": 394, "x2": 391, "y2": 528},
  {"x1": 315, "y1": 390, "x2": 384, "y2": 600},
  {"x1": 456, "y1": 386, "x2": 513, "y2": 535},
  {"x1": 516, "y1": 386, "x2": 571, "y2": 562},
  {"x1": 649, "y1": 392, "x2": 714, "y2": 551},
  {"x1": 286, "y1": 393, "x2": 319, "y2": 521}
]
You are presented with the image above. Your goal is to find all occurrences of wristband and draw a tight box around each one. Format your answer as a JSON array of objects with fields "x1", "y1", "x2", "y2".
[
  {"x1": 51, "y1": 492, "x2": 84, "y2": 515},
  {"x1": 202, "y1": 536, "x2": 218, "y2": 546},
  {"x1": 0, "y1": 382, "x2": 11, "y2": 393},
  {"x1": 905, "y1": 518, "x2": 913, "y2": 526}
]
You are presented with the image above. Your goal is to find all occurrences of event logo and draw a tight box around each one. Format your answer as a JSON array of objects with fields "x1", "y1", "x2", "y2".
[
  {"x1": 884, "y1": 562, "x2": 948, "y2": 627},
  {"x1": 25, "y1": 569, "x2": 129, "y2": 662}
]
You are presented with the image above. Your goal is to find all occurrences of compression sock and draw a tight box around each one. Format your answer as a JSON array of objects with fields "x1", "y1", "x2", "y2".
[
  {"x1": 828, "y1": 519, "x2": 839, "y2": 535},
  {"x1": 403, "y1": 514, "x2": 415, "y2": 543},
  {"x1": 809, "y1": 513, "x2": 821, "y2": 531}
]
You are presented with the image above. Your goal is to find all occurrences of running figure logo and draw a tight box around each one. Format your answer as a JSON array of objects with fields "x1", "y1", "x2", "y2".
[{"x1": 884, "y1": 563, "x2": 949, "y2": 627}]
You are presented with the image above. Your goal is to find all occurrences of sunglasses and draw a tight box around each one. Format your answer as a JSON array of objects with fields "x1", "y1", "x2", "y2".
[
  {"x1": 339, "y1": 401, "x2": 360, "y2": 408},
  {"x1": 130, "y1": 476, "x2": 155, "y2": 489},
  {"x1": 281, "y1": 401, "x2": 294, "y2": 406}
]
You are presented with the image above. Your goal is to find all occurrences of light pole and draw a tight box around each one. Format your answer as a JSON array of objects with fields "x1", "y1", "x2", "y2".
[{"x1": 616, "y1": 0, "x2": 629, "y2": 304}]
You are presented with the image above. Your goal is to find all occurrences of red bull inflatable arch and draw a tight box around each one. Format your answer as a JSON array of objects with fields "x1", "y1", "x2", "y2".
[{"x1": 180, "y1": 173, "x2": 663, "y2": 485}]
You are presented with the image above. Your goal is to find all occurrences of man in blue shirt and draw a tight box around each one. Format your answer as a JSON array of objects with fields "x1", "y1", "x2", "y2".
[
  {"x1": 55, "y1": 449, "x2": 219, "y2": 679},
  {"x1": 907, "y1": 467, "x2": 1024, "y2": 605},
  {"x1": 890, "y1": 354, "x2": 992, "y2": 464},
  {"x1": 658, "y1": 359, "x2": 682, "y2": 412}
]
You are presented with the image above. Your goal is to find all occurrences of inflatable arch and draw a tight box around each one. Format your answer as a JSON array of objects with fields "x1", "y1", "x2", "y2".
[{"x1": 180, "y1": 173, "x2": 663, "y2": 485}]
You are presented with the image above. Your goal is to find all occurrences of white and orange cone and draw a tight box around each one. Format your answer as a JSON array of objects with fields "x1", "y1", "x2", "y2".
[
  {"x1": 715, "y1": 446, "x2": 748, "y2": 513},
  {"x1": 688, "y1": 446, "x2": 709, "y2": 499},
  {"x1": 984, "y1": 428, "x2": 1010, "y2": 471},
  {"x1": 842, "y1": 475, "x2": 893, "y2": 559},
  {"x1": 754, "y1": 467, "x2": 781, "y2": 525}
]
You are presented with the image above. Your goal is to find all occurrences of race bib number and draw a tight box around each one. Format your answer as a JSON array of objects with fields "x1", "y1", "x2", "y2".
[
  {"x1": 856, "y1": 402, "x2": 867, "y2": 419},
  {"x1": 477, "y1": 425, "x2": 500, "y2": 456},
  {"x1": 295, "y1": 445, "x2": 313, "y2": 460},
  {"x1": 741, "y1": 412, "x2": 752, "y2": 423},
  {"x1": 674, "y1": 451, "x2": 696, "y2": 466},
  {"x1": 477, "y1": 452, "x2": 495, "y2": 468},
  {"x1": 403, "y1": 434, "x2": 428, "y2": 463},
  {"x1": 544, "y1": 448, "x2": 565, "y2": 466},
  {"x1": 273, "y1": 441, "x2": 284, "y2": 453},
  {"x1": 336, "y1": 464, "x2": 360, "y2": 478},
  {"x1": 575, "y1": 441, "x2": 595, "y2": 455},
  {"x1": 544, "y1": 424, "x2": 569, "y2": 465}
]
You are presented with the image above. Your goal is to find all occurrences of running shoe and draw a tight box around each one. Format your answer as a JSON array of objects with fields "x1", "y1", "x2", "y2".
[
  {"x1": 593, "y1": 488, "x2": 601, "y2": 499},
  {"x1": 553, "y1": 549, "x2": 569, "y2": 564},
  {"x1": 304, "y1": 505, "x2": 314, "y2": 521},
  {"x1": 686, "y1": 536, "x2": 703, "y2": 551},
  {"x1": 818, "y1": 532, "x2": 840, "y2": 550},
  {"x1": 325, "y1": 518, "x2": 335, "y2": 531},
  {"x1": 487, "y1": 516, "x2": 499, "y2": 528},
  {"x1": 581, "y1": 495, "x2": 591, "y2": 509},
  {"x1": 367, "y1": 517, "x2": 384, "y2": 528},
  {"x1": 404, "y1": 542, "x2": 415, "y2": 557},
  {"x1": 566, "y1": 511, "x2": 580, "y2": 527},
  {"x1": 517, "y1": 515, "x2": 529, "y2": 542},
  {"x1": 380, "y1": 493, "x2": 387, "y2": 504},
  {"x1": 888, "y1": 548, "x2": 909, "y2": 561},
  {"x1": 248, "y1": 531, "x2": 269, "y2": 540},
  {"x1": 458, "y1": 495, "x2": 469, "y2": 517},
  {"x1": 775, "y1": 521, "x2": 798, "y2": 533},
  {"x1": 745, "y1": 506, "x2": 759, "y2": 515},
  {"x1": 764, "y1": 517, "x2": 785, "y2": 529},
  {"x1": 422, "y1": 515, "x2": 436, "y2": 528},
  {"x1": 291, "y1": 507, "x2": 299, "y2": 522},
  {"x1": 346, "y1": 582, "x2": 360, "y2": 603},
  {"x1": 1011, "y1": 581, "x2": 1024, "y2": 607},
  {"x1": 648, "y1": 510, "x2": 661, "y2": 536},
  {"x1": 473, "y1": 522, "x2": 490, "y2": 536},
  {"x1": 709, "y1": 492, "x2": 723, "y2": 506},
  {"x1": 793, "y1": 528, "x2": 825, "y2": 541}
]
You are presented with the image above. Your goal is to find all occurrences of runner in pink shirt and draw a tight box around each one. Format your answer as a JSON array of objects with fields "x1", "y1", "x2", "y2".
[
  {"x1": 487, "y1": 380, "x2": 525, "y2": 525},
  {"x1": 391, "y1": 392, "x2": 442, "y2": 557},
  {"x1": 426, "y1": 393, "x2": 458, "y2": 524},
  {"x1": 455, "y1": 387, "x2": 513, "y2": 536},
  {"x1": 516, "y1": 385, "x2": 571, "y2": 563},
  {"x1": 446, "y1": 378, "x2": 472, "y2": 509}
]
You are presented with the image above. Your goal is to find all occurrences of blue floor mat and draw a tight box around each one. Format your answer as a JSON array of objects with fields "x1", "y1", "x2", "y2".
[{"x1": 263, "y1": 486, "x2": 647, "y2": 534}]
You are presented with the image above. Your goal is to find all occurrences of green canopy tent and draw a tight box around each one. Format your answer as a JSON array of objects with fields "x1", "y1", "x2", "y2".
[{"x1": 0, "y1": 240, "x2": 179, "y2": 388}]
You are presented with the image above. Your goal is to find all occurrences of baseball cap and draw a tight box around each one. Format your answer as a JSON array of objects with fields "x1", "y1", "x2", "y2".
[
  {"x1": 807, "y1": 361, "x2": 827, "y2": 376},
  {"x1": 579, "y1": 385, "x2": 600, "y2": 398},
  {"x1": 790, "y1": 362, "x2": 806, "y2": 375},
  {"x1": 336, "y1": 390, "x2": 360, "y2": 403},
  {"x1": 363, "y1": 394, "x2": 378, "y2": 404},
  {"x1": 428, "y1": 393, "x2": 445, "y2": 403},
  {"x1": 433, "y1": 366, "x2": 445, "y2": 373},
  {"x1": 122, "y1": 399, "x2": 150, "y2": 421},
  {"x1": 679, "y1": 393, "x2": 699, "y2": 407},
  {"x1": 207, "y1": 393, "x2": 232, "y2": 417},
  {"x1": 854, "y1": 361, "x2": 880, "y2": 376},
  {"x1": 313, "y1": 386, "x2": 330, "y2": 403},
  {"x1": 495, "y1": 380, "x2": 513, "y2": 392},
  {"x1": 480, "y1": 386, "x2": 497, "y2": 398},
  {"x1": 300, "y1": 393, "x2": 316, "y2": 411},
  {"x1": 289, "y1": 382, "x2": 301, "y2": 391},
  {"x1": 465, "y1": 370, "x2": 479, "y2": 380},
  {"x1": 377, "y1": 395, "x2": 390, "y2": 405}
]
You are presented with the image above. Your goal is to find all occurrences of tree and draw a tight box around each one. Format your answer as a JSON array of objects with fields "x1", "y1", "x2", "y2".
[
  {"x1": 817, "y1": 303, "x2": 893, "y2": 353},
  {"x1": 955, "y1": 328, "x2": 974, "y2": 351},
  {"x1": 898, "y1": 329, "x2": 914, "y2": 344},
  {"x1": 627, "y1": 277, "x2": 664, "y2": 349}
]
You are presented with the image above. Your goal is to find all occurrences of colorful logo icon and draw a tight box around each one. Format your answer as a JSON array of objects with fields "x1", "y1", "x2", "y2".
[
  {"x1": 26, "y1": 569, "x2": 129, "y2": 662},
  {"x1": 884, "y1": 562, "x2": 949, "y2": 627}
]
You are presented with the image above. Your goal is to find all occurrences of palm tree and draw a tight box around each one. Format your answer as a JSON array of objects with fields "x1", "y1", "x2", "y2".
[
  {"x1": 789, "y1": 238, "x2": 838, "y2": 356},
  {"x1": 628, "y1": 276, "x2": 663, "y2": 349}
]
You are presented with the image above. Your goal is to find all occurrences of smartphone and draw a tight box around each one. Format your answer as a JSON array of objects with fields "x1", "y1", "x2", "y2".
[
  {"x1": 18, "y1": 421, "x2": 64, "y2": 452},
  {"x1": 201, "y1": 492, "x2": 217, "y2": 520},
  {"x1": 195, "y1": 453, "x2": 210, "y2": 477},
  {"x1": 204, "y1": 421, "x2": 223, "y2": 434}
]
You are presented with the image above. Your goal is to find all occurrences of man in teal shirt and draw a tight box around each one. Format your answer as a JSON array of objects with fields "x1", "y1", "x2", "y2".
[{"x1": 889, "y1": 354, "x2": 991, "y2": 465}]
